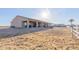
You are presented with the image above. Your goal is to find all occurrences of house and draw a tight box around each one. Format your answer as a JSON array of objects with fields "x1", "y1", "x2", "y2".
[
  {"x1": 53, "y1": 24, "x2": 67, "y2": 27},
  {"x1": 11, "y1": 15, "x2": 52, "y2": 28}
]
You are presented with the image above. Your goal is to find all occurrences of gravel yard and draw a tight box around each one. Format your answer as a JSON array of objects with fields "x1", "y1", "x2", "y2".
[{"x1": 0, "y1": 27, "x2": 79, "y2": 50}]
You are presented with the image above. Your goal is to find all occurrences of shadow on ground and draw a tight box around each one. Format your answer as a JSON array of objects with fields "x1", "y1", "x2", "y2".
[{"x1": 0, "y1": 27, "x2": 52, "y2": 38}]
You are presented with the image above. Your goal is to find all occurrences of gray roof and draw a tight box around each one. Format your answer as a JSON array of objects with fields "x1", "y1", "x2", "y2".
[{"x1": 15, "y1": 15, "x2": 50, "y2": 24}]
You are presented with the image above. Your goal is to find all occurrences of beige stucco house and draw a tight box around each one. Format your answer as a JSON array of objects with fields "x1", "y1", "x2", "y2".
[{"x1": 11, "y1": 15, "x2": 52, "y2": 28}]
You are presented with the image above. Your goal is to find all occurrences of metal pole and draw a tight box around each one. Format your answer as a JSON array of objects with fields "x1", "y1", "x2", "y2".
[{"x1": 71, "y1": 22, "x2": 73, "y2": 39}]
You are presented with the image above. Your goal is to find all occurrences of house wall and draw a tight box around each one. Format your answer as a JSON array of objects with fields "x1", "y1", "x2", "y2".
[
  {"x1": 11, "y1": 19, "x2": 22, "y2": 28},
  {"x1": 11, "y1": 16, "x2": 23, "y2": 28}
]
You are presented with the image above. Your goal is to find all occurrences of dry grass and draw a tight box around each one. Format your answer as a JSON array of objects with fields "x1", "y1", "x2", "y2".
[{"x1": 0, "y1": 27, "x2": 79, "y2": 50}]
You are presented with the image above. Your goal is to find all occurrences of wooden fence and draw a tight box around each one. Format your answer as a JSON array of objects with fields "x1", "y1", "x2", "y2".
[{"x1": 72, "y1": 25, "x2": 79, "y2": 39}]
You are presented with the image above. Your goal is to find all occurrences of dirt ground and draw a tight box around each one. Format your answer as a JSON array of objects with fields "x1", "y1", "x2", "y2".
[{"x1": 0, "y1": 27, "x2": 79, "y2": 50}]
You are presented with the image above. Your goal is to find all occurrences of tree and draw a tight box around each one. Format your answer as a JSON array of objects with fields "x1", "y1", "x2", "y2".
[{"x1": 69, "y1": 19, "x2": 74, "y2": 27}]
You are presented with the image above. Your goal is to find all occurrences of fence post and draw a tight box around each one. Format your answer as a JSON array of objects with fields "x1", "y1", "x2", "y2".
[{"x1": 71, "y1": 25, "x2": 73, "y2": 39}]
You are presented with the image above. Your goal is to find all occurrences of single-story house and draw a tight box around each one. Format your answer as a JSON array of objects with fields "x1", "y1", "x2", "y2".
[{"x1": 11, "y1": 15, "x2": 52, "y2": 28}]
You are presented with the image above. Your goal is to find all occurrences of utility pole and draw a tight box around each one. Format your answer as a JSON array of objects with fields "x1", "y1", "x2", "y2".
[{"x1": 69, "y1": 19, "x2": 74, "y2": 39}]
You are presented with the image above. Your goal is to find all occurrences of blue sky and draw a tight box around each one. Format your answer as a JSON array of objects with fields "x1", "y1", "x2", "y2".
[{"x1": 0, "y1": 8, "x2": 79, "y2": 26}]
